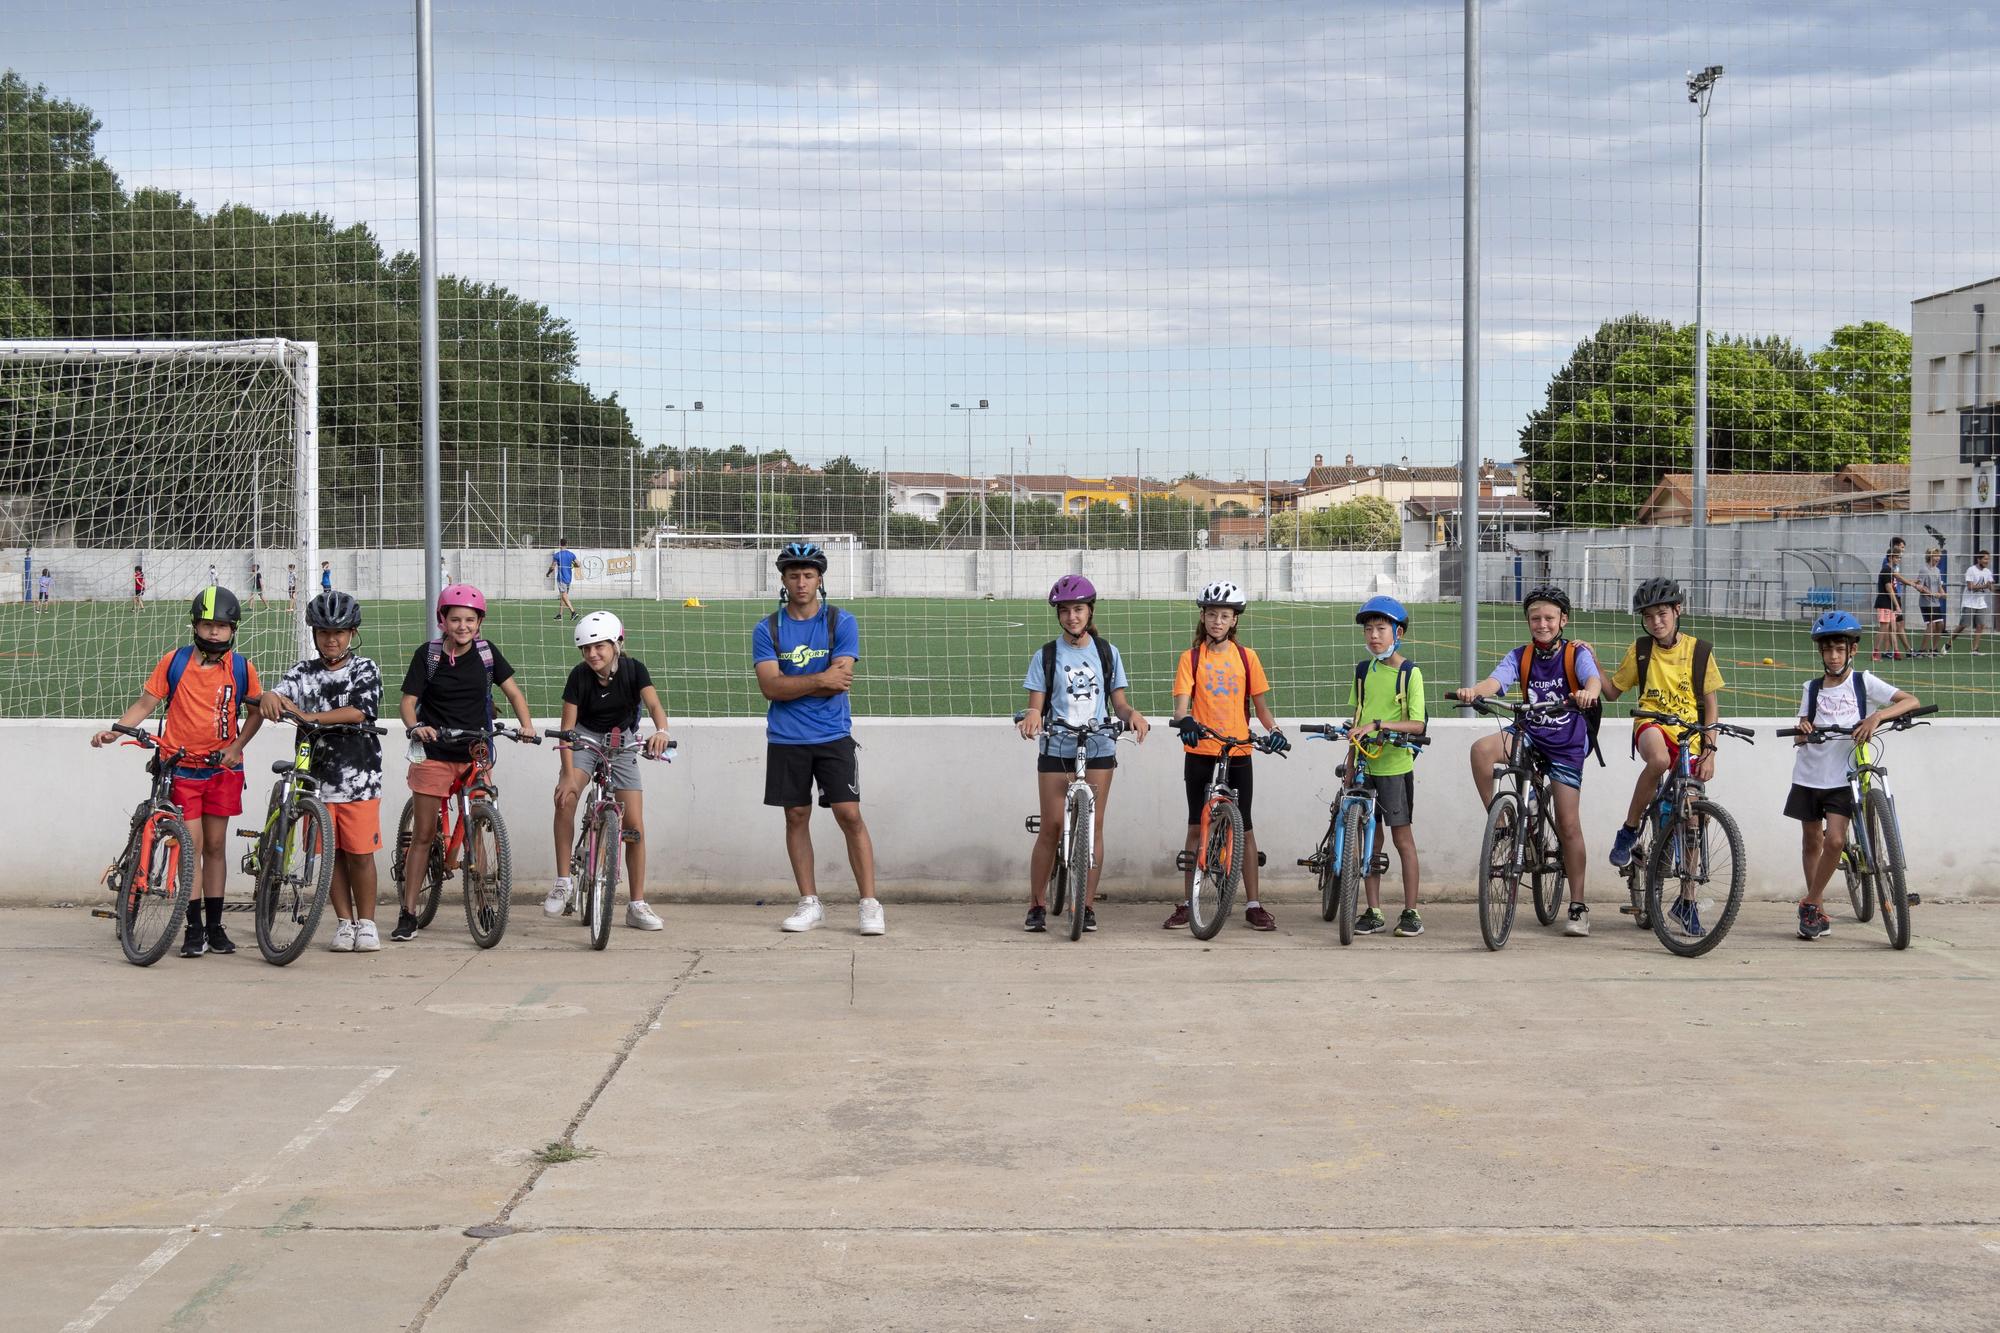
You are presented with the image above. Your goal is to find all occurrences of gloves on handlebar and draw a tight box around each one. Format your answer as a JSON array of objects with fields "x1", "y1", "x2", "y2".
[
  {"x1": 1174, "y1": 717, "x2": 1201, "y2": 747},
  {"x1": 1266, "y1": 728, "x2": 1291, "y2": 755}
]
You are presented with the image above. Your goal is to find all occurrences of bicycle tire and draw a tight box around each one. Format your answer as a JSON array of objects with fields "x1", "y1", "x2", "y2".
[
  {"x1": 1863, "y1": 789, "x2": 1911, "y2": 950},
  {"x1": 1065, "y1": 786, "x2": 1092, "y2": 942},
  {"x1": 1187, "y1": 796, "x2": 1243, "y2": 941},
  {"x1": 394, "y1": 796, "x2": 447, "y2": 928},
  {"x1": 1843, "y1": 844, "x2": 1874, "y2": 923},
  {"x1": 1044, "y1": 850, "x2": 1068, "y2": 921},
  {"x1": 1335, "y1": 801, "x2": 1365, "y2": 946},
  {"x1": 1644, "y1": 799, "x2": 1745, "y2": 958},
  {"x1": 1314, "y1": 815, "x2": 1339, "y2": 922},
  {"x1": 588, "y1": 805, "x2": 619, "y2": 952},
  {"x1": 118, "y1": 813, "x2": 193, "y2": 967},
  {"x1": 255, "y1": 797, "x2": 334, "y2": 966},
  {"x1": 1528, "y1": 805, "x2": 1566, "y2": 927},
  {"x1": 1476, "y1": 792, "x2": 1521, "y2": 952},
  {"x1": 463, "y1": 800, "x2": 512, "y2": 948}
]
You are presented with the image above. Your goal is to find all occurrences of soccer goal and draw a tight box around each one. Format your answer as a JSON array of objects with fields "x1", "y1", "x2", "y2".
[
  {"x1": 1579, "y1": 543, "x2": 1636, "y2": 615},
  {"x1": 654, "y1": 532, "x2": 862, "y2": 602},
  {"x1": 0, "y1": 339, "x2": 319, "y2": 718}
]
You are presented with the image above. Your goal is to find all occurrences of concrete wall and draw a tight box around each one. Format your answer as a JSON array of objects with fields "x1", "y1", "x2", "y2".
[{"x1": 15, "y1": 716, "x2": 1998, "y2": 907}]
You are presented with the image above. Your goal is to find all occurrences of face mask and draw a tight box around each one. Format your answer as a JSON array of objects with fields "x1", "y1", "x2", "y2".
[{"x1": 1371, "y1": 631, "x2": 1401, "y2": 663}]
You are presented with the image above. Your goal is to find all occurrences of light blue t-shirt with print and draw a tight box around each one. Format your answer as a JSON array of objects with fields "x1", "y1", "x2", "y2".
[{"x1": 1023, "y1": 636, "x2": 1128, "y2": 759}]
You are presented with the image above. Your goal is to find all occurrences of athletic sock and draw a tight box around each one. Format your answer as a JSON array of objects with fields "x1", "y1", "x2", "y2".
[
  {"x1": 186, "y1": 898, "x2": 203, "y2": 927},
  {"x1": 1245, "y1": 899, "x2": 1261, "y2": 910},
  {"x1": 203, "y1": 896, "x2": 225, "y2": 928}
]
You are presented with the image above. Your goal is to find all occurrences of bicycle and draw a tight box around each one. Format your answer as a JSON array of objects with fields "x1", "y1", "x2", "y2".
[
  {"x1": 1616, "y1": 710, "x2": 1756, "y2": 957},
  {"x1": 393, "y1": 725, "x2": 536, "y2": 948},
  {"x1": 1296, "y1": 721, "x2": 1429, "y2": 945},
  {"x1": 546, "y1": 726, "x2": 675, "y2": 951},
  {"x1": 1774, "y1": 703, "x2": 1935, "y2": 950},
  {"x1": 236, "y1": 716, "x2": 387, "y2": 966},
  {"x1": 1169, "y1": 717, "x2": 1281, "y2": 941},
  {"x1": 95, "y1": 724, "x2": 209, "y2": 967},
  {"x1": 1458, "y1": 696, "x2": 1577, "y2": 951},
  {"x1": 1017, "y1": 712, "x2": 1128, "y2": 942}
]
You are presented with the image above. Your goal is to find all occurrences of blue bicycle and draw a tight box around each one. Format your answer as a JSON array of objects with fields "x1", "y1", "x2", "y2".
[{"x1": 1298, "y1": 721, "x2": 1429, "y2": 945}]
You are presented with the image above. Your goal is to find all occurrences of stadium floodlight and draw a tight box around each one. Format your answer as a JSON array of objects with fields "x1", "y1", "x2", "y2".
[
  {"x1": 1688, "y1": 64, "x2": 1722, "y2": 607},
  {"x1": 950, "y1": 400, "x2": 991, "y2": 551}
]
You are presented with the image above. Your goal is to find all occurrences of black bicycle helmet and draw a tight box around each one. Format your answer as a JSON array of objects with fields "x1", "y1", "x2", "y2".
[
  {"x1": 1522, "y1": 585, "x2": 1571, "y2": 616},
  {"x1": 189, "y1": 585, "x2": 242, "y2": 625},
  {"x1": 776, "y1": 540, "x2": 828, "y2": 573},
  {"x1": 1631, "y1": 577, "x2": 1684, "y2": 613},
  {"x1": 306, "y1": 589, "x2": 362, "y2": 631}
]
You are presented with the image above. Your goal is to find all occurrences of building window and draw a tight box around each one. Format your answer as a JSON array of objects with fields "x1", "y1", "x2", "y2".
[
  {"x1": 1961, "y1": 352, "x2": 1982, "y2": 409},
  {"x1": 1929, "y1": 356, "x2": 1949, "y2": 413}
]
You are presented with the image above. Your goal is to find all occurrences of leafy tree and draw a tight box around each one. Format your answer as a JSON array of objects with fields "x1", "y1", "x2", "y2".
[
  {"x1": 1272, "y1": 496, "x2": 1400, "y2": 550},
  {"x1": 1812, "y1": 321, "x2": 1911, "y2": 463}
]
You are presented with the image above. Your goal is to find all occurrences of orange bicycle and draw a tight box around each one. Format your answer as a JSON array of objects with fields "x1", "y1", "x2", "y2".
[
  {"x1": 393, "y1": 726, "x2": 535, "y2": 948},
  {"x1": 1170, "y1": 717, "x2": 1281, "y2": 941},
  {"x1": 97, "y1": 725, "x2": 214, "y2": 966}
]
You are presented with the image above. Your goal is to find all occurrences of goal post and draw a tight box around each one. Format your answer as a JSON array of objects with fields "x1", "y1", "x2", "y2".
[
  {"x1": 654, "y1": 532, "x2": 862, "y2": 602},
  {"x1": 0, "y1": 338, "x2": 319, "y2": 717}
]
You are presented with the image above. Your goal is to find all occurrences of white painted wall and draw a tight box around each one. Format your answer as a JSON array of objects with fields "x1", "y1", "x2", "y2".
[{"x1": 13, "y1": 717, "x2": 1998, "y2": 907}]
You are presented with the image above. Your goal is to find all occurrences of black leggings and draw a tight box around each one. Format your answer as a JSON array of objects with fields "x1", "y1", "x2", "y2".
[{"x1": 1183, "y1": 754, "x2": 1254, "y2": 830}]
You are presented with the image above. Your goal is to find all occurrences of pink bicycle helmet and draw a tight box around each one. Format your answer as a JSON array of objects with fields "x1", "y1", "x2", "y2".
[
  {"x1": 436, "y1": 582, "x2": 488, "y2": 623},
  {"x1": 1048, "y1": 574, "x2": 1097, "y2": 606}
]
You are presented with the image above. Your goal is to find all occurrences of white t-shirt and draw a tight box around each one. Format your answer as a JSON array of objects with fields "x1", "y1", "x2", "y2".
[
  {"x1": 1964, "y1": 564, "x2": 1993, "y2": 611},
  {"x1": 1791, "y1": 670, "x2": 1901, "y2": 790}
]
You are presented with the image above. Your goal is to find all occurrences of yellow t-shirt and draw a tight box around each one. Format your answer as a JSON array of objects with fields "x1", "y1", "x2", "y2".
[
  {"x1": 1610, "y1": 634, "x2": 1723, "y2": 742},
  {"x1": 1173, "y1": 640, "x2": 1270, "y2": 756}
]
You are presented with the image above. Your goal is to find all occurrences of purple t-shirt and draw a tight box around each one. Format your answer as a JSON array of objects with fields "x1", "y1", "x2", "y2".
[{"x1": 1488, "y1": 640, "x2": 1599, "y2": 766}]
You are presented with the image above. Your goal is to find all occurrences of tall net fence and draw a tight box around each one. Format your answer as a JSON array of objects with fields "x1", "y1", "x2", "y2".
[{"x1": 2, "y1": 2, "x2": 1995, "y2": 721}]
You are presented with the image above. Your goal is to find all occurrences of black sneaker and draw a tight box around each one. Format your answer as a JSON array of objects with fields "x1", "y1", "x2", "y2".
[
  {"x1": 1797, "y1": 902, "x2": 1832, "y2": 940},
  {"x1": 205, "y1": 924, "x2": 237, "y2": 955},
  {"x1": 1082, "y1": 906, "x2": 1098, "y2": 932},
  {"x1": 179, "y1": 923, "x2": 208, "y2": 957},
  {"x1": 1353, "y1": 907, "x2": 1387, "y2": 935},
  {"x1": 1393, "y1": 908, "x2": 1424, "y2": 938},
  {"x1": 390, "y1": 910, "x2": 420, "y2": 942},
  {"x1": 1024, "y1": 905, "x2": 1047, "y2": 932}
]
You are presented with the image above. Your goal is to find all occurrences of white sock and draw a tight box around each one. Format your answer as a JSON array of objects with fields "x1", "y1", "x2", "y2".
[
  {"x1": 1246, "y1": 899, "x2": 1261, "y2": 910},
  {"x1": 553, "y1": 876, "x2": 572, "y2": 890}
]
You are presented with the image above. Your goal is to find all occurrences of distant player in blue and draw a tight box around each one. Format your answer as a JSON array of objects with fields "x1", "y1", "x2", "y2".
[
  {"x1": 319, "y1": 560, "x2": 333, "y2": 594},
  {"x1": 548, "y1": 541, "x2": 579, "y2": 623}
]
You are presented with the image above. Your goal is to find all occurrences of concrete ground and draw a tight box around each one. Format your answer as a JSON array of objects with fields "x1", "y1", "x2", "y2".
[{"x1": 6, "y1": 898, "x2": 1998, "y2": 1332}]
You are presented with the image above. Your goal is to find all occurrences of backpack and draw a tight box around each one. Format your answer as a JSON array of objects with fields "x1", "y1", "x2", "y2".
[
  {"x1": 160, "y1": 644, "x2": 251, "y2": 749},
  {"x1": 1804, "y1": 671, "x2": 1869, "y2": 729},
  {"x1": 1631, "y1": 634, "x2": 1713, "y2": 722},
  {"x1": 1351, "y1": 657, "x2": 1419, "y2": 728},
  {"x1": 764, "y1": 604, "x2": 847, "y2": 676},
  {"x1": 1504, "y1": 640, "x2": 1600, "y2": 764},
  {"x1": 1039, "y1": 635, "x2": 1120, "y2": 721},
  {"x1": 425, "y1": 636, "x2": 498, "y2": 727}
]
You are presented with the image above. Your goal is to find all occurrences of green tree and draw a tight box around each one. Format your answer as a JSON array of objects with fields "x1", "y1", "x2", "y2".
[
  {"x1": 1272, "y1": 496, "x2": 1400, "y2": 550},
  {"x1": 1812, "y1": 321, "x2": 1912, "y2": 463}
]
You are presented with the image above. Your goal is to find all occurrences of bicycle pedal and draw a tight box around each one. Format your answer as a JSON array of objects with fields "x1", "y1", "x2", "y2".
[
  {"x1": 1368, "y1": 855, "x2": 1390, "y2": 877},
  {"x1": 235, "y1": 829, "x2": 259, "y2": 838},
  {"x1": 1618, "y1": 903, "x2": 1640, "y2": 914},
  {"x1": 1296, "y1": 857, "x2": 1318, "y2": 869},
  {"x1": 1906, "y1": 892, "x2": 1922, "y2": 906},
  {"x1": 1255, "y1": 851, "x2": 1267, "y2": 867},
  {"x1": 1024, "y1": 816, "x2": 1042, "y2": 833},
  {"x1": 620, "y1": 830, "x2": 641, "y2": 844},
  {"x1": 91, "y1": 906, "x2": 117, "y2": 920},
  {"x1": 1174, "y1": 850, "x2": 1197, "y2": 872}
]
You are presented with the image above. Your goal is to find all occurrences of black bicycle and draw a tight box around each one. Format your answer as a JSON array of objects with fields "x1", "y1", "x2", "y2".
[
  {"x1": 96, "y1": 725, "x2": 211, "y2": 967},
  {"x1": 1618, "y1": 710, "x2": 1756, "y2": 957},
  {"x1": 1169, "y1": 718, "x2": 1281, "y2": 941},
  {"x1": 1460, "y1": 696, "x2": 1576, "y2": 951},
  {"x1": 239, "y1": 716, "x2": 387, "y2": 965}
]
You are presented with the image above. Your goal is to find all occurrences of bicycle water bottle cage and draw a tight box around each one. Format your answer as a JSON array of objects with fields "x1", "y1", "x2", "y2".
[
  {"x1": 1175, "y1": 850, "x2": 1197, "y2": 873},
  {"x1": 1024, "y1": 815, "x2": 1042, "y2": 834}
]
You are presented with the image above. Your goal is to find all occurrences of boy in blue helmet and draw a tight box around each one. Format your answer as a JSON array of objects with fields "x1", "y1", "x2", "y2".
[
  {"x1": 1786, "y1": 610, "x2": 1921, "y2": 940},
  {"x1": 1348, "y1": 595, "x2": 1427, "y2": 936}
]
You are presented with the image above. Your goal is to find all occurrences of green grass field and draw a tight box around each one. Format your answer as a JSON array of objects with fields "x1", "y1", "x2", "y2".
[{"x1": 7, "y1": 595, "x2": 1999, "y2": 720}]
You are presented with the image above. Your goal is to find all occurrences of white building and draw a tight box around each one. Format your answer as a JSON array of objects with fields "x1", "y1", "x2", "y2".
[{"x1": 1910, "y1": 276, "x2": 2000, "y2": 513}]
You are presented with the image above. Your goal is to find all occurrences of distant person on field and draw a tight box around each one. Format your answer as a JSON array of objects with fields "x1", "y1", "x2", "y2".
[
  {"x1": 1872, "y1": 542, "x2": 1913, "y2": 661},
  {"x1": 131, "y1": 563, "x2": 145, "y2": 611},
  {"x1": 1951, "y1": 550, "x2": 1994, "y2": 655},
  {"x1": 320, "y1": 560, "x2": 333, "y2": 595},
  {"x1": 36, "y1": 566, "x2": 51, "y2": 610},
  {"x1": 1915, "y1": 547, "x2": 1947, "y2": 657},
  {"x1": 548, "y1": 541, "x2": 579, "y2": 622},
  {"x1": 207, "y1": 562, "x2": 218, "y2": 588},
  {"x1": 286, "y1": 563, "x2": 299, "y2": 612},
  {"x1": 249, "y1": 560, "x2": 267, "y2": 607}
]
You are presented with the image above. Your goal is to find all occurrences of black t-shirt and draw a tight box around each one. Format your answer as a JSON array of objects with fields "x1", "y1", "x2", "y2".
[
  {"x1": 563, "y1": 658, "x2": 653, "y2": 734},
  {"x1": 400, "y1": 639, "x2": 516, "y2": 761}
]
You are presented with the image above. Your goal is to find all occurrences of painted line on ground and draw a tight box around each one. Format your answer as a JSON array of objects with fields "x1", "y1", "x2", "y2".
[
  {"x1": 61, "y1": 1065, "x2": 395, "y2": 1333},
  {"x1": 15, "y1": 1063, "x2": 388, "y2": 1072}
]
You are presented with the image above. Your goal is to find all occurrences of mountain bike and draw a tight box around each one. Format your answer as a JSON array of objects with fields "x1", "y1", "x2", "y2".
[
  {"x1": 1018, "y1": 712, "x2": 1127, "y2": 942},
  {"x1": 546, "y1": 727, "x2": 675, "y2": 951},
  {"x1": 95, "y1": 725, "x2": 209, "y2": 967},
  {"x1": 1457, "y1": 696, "x2": 1578, "y2": 951},
  {"x1": 1170, "y1": 717, "x2": 1281, "y2": 941},
  {"x1": 237, "y1": 717, "x2": 386, "y2": 966},
  {"x1": 1297, "y1": 721, "x2": 1429, "y2": 945},
  {"x1": 1775, "y1": 703, "x2": 1934, "y2": 950},
  {"x1": 1616, "y1": 710, "x2": 1756, "y2": 958},
  {"x1": 393, "y1": 726, "x2": 537, "y2": 948}
]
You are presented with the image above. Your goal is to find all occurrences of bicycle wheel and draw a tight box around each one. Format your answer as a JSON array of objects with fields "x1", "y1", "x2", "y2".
[
  {"x1": 118, "y1": 813, "x2": 193, "y2": 967},
  {"x1": 1187, "y1": 796, "x2": 1243, "y2": 941},
  {"x1": 1476, "y1": 792, "x2": 1522, "y2": 952},
  {"x1": 587, "y1": 805, "x2": 619, "y2": 952},
  {"x1": 463, "y1": 800, "x2": 513, "y2": 948},
  {"x1": 1842, "y1": 842, "x2": 1874, "y2": 923},
  {"x1": 1065, "y1": 790, "x2": 1093, "y2": 942},
  {"x1": 255, "y1": 797, "x2": 334, "y2": 966},
  {"x1": 1335, "y1": 801, "x2": 1366, "y2": 946},
  {"x1": 1529, "y1": 808, "x2": 1566, "y2": 927},
  {"x1": 1644, "y1": 799, "x2": 1745, "y2": 958},
  {"x1": 1863, "y1": 789, "x2": 1911, "y2": 950},
  {"x1": 394, "y1": 796, "x2": 446, "y2": 927},
  {"x1": 1314, "y1": 815, "x2": 1339, "y2": 923}
]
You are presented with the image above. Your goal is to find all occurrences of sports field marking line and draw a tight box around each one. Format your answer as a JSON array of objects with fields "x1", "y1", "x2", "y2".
[
  {"x1": 15, "y1": 1063, "x2": 386, "y2": 1071},
  {"x1": 61, "y1": 1065, "x2": 395, "y2": 1333}
]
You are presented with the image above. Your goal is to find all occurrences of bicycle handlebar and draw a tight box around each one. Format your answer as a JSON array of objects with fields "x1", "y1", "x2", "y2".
[
  {"x1": 1167, "y1": 716, "x2": 1285, "y2": 756},
  {"x1": 1632, "y1": 710, "x2": 1756, "y2": 744},
  {"x1": 1299, "y1": 722, "x2": 1430, "y2": 749},
  {"x1": 279, "y1": 718, "x2": 389, "y2": 736},
  {"x1": 1454, "y1": 695, "x2": 1577, "y2": 726},
  {"x1": 108, "y1": 723, "x2": 224, "y2": 769},
  {"x1": 544, "y1": 727, "x2": 677, "y2": 761},
  {"x1": 1012, "y1": 710, "x2": 1129, "y2": 741},
  {"x1": 1775, "y1": 702, "x2": 1938, "y2": 740},
  {"x1": 411, "y1": 725, "x2": 541, "y2": 745}
]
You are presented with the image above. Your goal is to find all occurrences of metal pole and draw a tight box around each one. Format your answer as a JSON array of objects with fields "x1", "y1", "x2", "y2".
[
  {"x1": 1135, "y1": 447, "x2": 1143, "y2": 600},
  {"x1": 1009, "y1": 445, "x2": 1018, "y2": 598},
  {"x1": 416, "y1": 0, "x2": 443, "y2": 614},
  {"x1": 1459, "y1": 0, "x2": 1482, "y2": 690},
  {"x1": 376, "y1": 447, "x2": 384, "y2": 559},
  {"x1": 756, "y1": 448, "x2": 763, "y2": 538},
  {"x1": 1688, "y1": 66, "x2": 1721, "y2": 609},
  {"x1": 1263, "y1": 448, "x2": 1273, "y2": 595},
  {"x1": 294, "y1": 342, "x2": 319, "y2": 661},
  {"x1": 500, "y1": 447, "x2": 508, "y2": 546}
]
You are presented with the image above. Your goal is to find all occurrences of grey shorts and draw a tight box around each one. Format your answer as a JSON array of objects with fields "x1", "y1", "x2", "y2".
[
  {"x1": 572, "y1": 726, "x2": 643, "y2": 790},
  {"x1": 1363, "y1": 771, "x2": 1415, "y2": 828}
]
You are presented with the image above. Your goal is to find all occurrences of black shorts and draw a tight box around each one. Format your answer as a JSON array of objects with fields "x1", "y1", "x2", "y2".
[
  {"x1": 1922, "y1": 602, "x2": 1945, "y2": 624},
  {"x1": 1783, "y1": 783, "x2": 1853, "y2": 823},
  {"x1": 1184, "y1": 754, "x2": 1254, "y2": 829},
  {"x1": 1364, "y1": 771, "x2": 1415, "y2": 828},
  {"x1": 765, "y1": 738, "x2": 861, "y2": 809},
  {"x1": 1037, "y1": 753, "x2": 1117, "y2": 774}
]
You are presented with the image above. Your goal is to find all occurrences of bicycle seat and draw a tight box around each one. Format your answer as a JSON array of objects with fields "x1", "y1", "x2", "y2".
[{"x1": 271, "y1": 760, "x2": 295, "y2": 774}]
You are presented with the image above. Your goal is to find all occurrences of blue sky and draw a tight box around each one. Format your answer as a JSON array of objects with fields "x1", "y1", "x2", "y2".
[{"x1": 8, "y1": 0, "x2": 1997, "y2": 479}]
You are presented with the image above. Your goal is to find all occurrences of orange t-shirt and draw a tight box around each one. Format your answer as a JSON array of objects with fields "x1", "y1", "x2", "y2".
[
  {"x1": 142, "y1": 649, "x2": 261, "y2": 765},
  {"x1": 1172, "y1": 640, "x2": 1270, "y2": 756}
]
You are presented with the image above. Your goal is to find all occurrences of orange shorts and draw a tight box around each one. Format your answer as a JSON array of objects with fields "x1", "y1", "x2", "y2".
[
  {"x1": 407, "y1": 759, "x2": 477, "y2": 799},
  {"x1": 171, "y1": 767, "x2": 245, "y2": 821},
  {"x1": 328, "y1": 799, "x2": 382, "y2": 855}
]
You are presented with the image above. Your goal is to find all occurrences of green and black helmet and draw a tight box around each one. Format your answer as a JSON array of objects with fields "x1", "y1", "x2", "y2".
[{"x1": 190, "y1": 585, "x2": 243, "y2": 625}]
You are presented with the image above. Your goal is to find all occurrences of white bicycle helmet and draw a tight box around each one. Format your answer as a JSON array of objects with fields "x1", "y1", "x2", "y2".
[
  {"x1": 574, "y1": 610, "x2": 624, "y2": 648},
  {"x1": 1195, "y1": 580, "x2": 1248, "y2": 612}
]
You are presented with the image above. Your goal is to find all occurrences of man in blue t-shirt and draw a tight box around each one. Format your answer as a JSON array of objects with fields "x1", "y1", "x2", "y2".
[
  {"x1": 548, "y1": 542, "x2": 580, "y2": 622},
  {"x1": 752, "y1": 541, "x2": 885, "y2": 937}
]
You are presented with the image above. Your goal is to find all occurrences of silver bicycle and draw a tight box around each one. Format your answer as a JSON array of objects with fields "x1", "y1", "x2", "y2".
[{"x1": 1019, "y1": 713, "x2": 1126, "y2": 941}]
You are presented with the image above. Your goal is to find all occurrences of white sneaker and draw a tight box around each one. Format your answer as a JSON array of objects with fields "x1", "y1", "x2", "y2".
[
  {"x1": 858, "y1": 898, "x2": 886, "y2": 936},
  {"x1": 1565, "y1": 903, "x2": 1592, "y2": 937},
  {"x1": 626, "y1": 901, "x2": 664, "y2": 931},
  {"x1": 544, "y1": 878, "x2": 573, "y2": 917},
  {"x1": 781, "y1": 895, "x2": 824, "y2": 932},
  {"x1": 329, "y1": 919, "x2": 356, "y2": 952},
  {"x1": 353, "y1": 919, "x2": 381, "y2": 952}
]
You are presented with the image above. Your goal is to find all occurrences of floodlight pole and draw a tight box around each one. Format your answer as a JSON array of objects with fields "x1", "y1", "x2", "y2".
[
  {"x1": 1689, "y1": 65, "x2": 1723, "y2": 610},
  {"x1": 416, "y1": 0, "x2": 442, "y2": 612},
  {"x1": 951, "y1": 399, "x2": 989, "y2": 555},
  {"x1": 1459, "y1": 0, "x2": 1481, "y2": 691}
]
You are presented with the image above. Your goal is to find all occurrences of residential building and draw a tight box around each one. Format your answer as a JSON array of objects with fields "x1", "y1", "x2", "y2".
[
  {"x1": 1910, "y1": 276, "x2": 2000, "y2": 513},
  {"x1": 1297, "y1": 453, "x2": 1516, "y2": 513},
  {"x1": 1635, "y1": 464, "x2": 1908, "y2": 526}
]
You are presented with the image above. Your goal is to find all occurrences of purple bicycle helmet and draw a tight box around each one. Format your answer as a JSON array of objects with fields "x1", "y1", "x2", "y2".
[{"x1": 1048, "y1": 574, "x2": 1097, "y2": 606}]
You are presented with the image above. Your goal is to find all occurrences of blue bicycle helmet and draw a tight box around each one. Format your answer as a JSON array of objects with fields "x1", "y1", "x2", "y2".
[
  {"x1": 1354, "y1": 594, "x2": 1409, "y2": 629},
  {"x1": 1810, "y1": 609, "x2": 1863, "y2": 640},
  {"x1": 775, "y1": 540, "x2": 828, "y2": 573}
]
